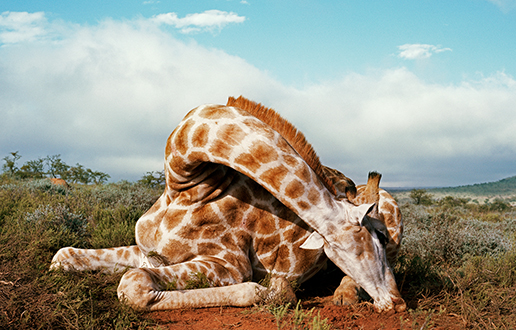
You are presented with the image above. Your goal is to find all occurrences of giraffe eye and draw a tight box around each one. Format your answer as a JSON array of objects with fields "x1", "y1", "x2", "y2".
[
  {"x1": 373, "y1": 228, "x2": 388, "y2": 247},
  {"x1": 361, "y1": 215, "x2": 389, "y2": 247}
]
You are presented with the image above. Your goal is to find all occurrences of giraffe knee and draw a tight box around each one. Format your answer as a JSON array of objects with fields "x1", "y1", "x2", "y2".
[
  {"x1": 50, "y1": 247, "x2": 75, "y2": 271},
  {"x1": 264, "y1": 276, "x2": 297, "y2": 306},
  {"x1": 117, "y1": 268, "x2": 159, "y2": 310}
]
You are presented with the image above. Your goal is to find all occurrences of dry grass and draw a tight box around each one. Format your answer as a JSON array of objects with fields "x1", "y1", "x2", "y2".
[{"x1": 1, "y1": 178, "x2": 515, "y2": 329}]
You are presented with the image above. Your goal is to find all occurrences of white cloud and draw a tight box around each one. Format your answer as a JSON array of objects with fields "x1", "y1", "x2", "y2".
[
  {"x1": 397, "y1": 44, "x2": 452, "y2": 60},
  {"x1": 487, "y1": 0, "x2": 516, "y2": 12},
  {"x1": 0, "y1": 11, "x2": 48, "y2": 43},
  {"x1": 151, "y1": 10, "x2": 245, "y2": 33},
  {"x1": 0, "y1": 13, "x2": 515, "y2": 187}
]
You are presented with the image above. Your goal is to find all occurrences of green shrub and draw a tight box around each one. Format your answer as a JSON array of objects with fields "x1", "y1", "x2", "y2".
[
  {"x1": 401, "y1": 205, "x2": 513, "y2": 266},
  {"x1": 396, "y1": 199, "x2": 516, "y2": 329},
  {"x1": 409, "y1": 189, "x2": 434, "y2": 205},
  {"x1": 0, "y1": 179, "x2": 160, "y2": 329}
]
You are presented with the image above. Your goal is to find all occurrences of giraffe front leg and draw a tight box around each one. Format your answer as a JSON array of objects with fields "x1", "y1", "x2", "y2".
[
  {"x1": 50, "y1": 245, "x2": 144, "y2": 273},
  {"x1": 116, "y1": 258, "x2": 265, "y2": 310}
]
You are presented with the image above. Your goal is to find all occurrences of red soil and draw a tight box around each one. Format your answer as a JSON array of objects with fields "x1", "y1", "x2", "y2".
[{"x1": 148, "y1": 266, "x2": 466, "y2": 329}]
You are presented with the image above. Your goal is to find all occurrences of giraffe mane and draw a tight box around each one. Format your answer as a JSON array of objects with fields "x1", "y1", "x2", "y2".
[{"x1": 227, "y1": 96, "x2": 337, "y2": 195}]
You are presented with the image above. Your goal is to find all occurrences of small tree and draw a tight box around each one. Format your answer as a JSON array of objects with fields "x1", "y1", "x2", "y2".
[
  {"x1": 19, "y1": 158, "x2": 46, "y2": 179},
  {"x1": 2, "y1": 151, "x2": 21, "y2": 176},
  {"x1": 68, "y1": 164, "x2": 91, "y2": 184},
  {"x1": 90, "y1": 170, "x2": 110, "y2": 184},
  {"x1": 138, "y1": 170, "x2": 165, "y2": 189},
  {"x1": 410, "y1": 189, "x2": 433, "y2": 205},
  {"x1": 45, "y1": 154, "x2": 70, "y2": 179}
]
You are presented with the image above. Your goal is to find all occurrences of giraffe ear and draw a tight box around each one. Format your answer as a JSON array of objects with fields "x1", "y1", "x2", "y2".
[
  {"x1": 349, "y1": 203, "x2": 375, "y2": 226},
  {"x1": 300, "y1": 231, "x2": 325, "y2": 250}
]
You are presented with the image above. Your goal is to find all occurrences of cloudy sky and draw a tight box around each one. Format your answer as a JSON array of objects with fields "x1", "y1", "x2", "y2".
[{"x1": 1, "y1": 1, "x2": 515, "y2": 187}]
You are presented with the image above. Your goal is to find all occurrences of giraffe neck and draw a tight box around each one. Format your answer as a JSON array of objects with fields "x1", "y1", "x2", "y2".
[{"x1": 165, "y1": 104, "x2": 344, "y2": 236}]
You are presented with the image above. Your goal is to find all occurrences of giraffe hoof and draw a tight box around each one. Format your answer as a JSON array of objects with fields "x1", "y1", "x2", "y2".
[{"x1": 332, "y1": 276, "x2": 359, "y2": 306}]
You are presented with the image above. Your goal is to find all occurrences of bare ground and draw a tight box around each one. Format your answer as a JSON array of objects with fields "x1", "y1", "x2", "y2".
[
  {"x1": 147, "y1": 265, "x2": 467, "y2": 330},
  {"x1": 149, "y1": 297, "x2": 467, "y2": 330}
]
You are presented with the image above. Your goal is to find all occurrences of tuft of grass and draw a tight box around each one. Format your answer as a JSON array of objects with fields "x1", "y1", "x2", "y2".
[
  {"x1": 266, "y1": 301, "x2": 332, "y2": 330},
  {"x1": 185, "y1": 271, "x2": 213, "y2": 289},
  {"x1": 269, "y1": 303, "x2": 291, "y2": 329}
]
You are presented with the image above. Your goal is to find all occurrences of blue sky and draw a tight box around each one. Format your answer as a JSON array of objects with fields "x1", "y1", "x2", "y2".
[{"x1": 1, "y1": 1, "x2": 515, "y2": 187}]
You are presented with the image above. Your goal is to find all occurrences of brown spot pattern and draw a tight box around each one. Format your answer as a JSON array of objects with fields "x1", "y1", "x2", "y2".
[
  {"x1": 175, "y1": 119, "x2": 194, "y2": 155},
  {"x1": 297, "y1": 200, "x2": 310, "y2": 210},
  {"x1": 163, "y1": 209, "x2": 187, "y2": 232},
  {"x1": 198, "y1": 105, "x2": 235, "y2": 119},
  {"x1": 242, "y1": 118, "x2": 276, "y2": 141},
  {"x1": 256, "y1": 212, "x2": 276, "y2": 235},
  {"x1": 295, "y1": 164, "x2": 311, "y2": 183},
  {"x1": 217, "y1": 124, "x2": 246, "y2": 146},
  {"x1": 192, "y1": 123, "x2": 210, "y2": 148},
  {"x1": 198, "y1": 242, "x2": 224, "y2": 255},
  {"x1": 209, "y1": 138, "x2": 233, "y2": 160},
  {"x1": 161, "y1": 239, "x2": 194, "y2": 263},
  {"x1": 282, "y1": 154, "x2": 299, "y2": 168},
  {"x1": 249, "y1": 140, "x2": 279, "y2": 164},
  {"x1": 200, "y1": 225, "x2": 226, "y2": 240},
  {"x1": 187, "y1": 151, "x2": 209, "y2": 164},
  {"x1": 283, "y1": 228, "x2": 307, "y2": 245},
  {"x1": 260, "y1": 164, "x2": 289, "y2": 192},
  {"x1": 276, "y1": 245, "x2": 290, "y2": 272},
  {"x1": 307, "y1": 187, "x2": 320, "y2": 205},
  {"x1": 234, "y1": 152, "x2": 262, "y2": 173},
  {"x1": 285, "y1": 179, "x2": 305, "y2": 199}
]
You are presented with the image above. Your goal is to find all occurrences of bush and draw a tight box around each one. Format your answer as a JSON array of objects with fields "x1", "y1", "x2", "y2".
[
  {"x1": 409, "y1": 189, "x2": 434, "y2": 205},
  {"x1": 396, "y1": 200, "x2": 516, "y2": 328},
  {"x1": 0, "y1": 179, "x2": 160, "y2": 329},
  {"x1": 401, "y1": 205, "x2": 513, "y2": 266}
]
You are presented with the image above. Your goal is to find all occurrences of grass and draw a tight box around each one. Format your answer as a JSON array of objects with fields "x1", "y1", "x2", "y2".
[
  {"x1": 0, "y1": 178, "x2": 160, "y2": 329},
  {"x1": 1, "y1": 177, "x2": 515, "y2": 329},
  {"x1": 266, "y1": 301, "x2": 332, "y2": 330},
  {"x1": 393, "y1": 196, "x2": 516, "y2": 329}
]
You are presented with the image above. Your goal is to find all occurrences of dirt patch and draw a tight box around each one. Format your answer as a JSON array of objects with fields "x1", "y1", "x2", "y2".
[
  {"x1": 147, "y1": 265, "x2": 467, "y2": 330},
  {"x1": 149, "y1": 296, "x2": 466, "y2": 329}
]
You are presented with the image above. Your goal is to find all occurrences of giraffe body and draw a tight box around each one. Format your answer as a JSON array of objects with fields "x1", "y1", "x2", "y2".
[{"x1": 51, "y1": 97, "x2": 405, "y2": 313}]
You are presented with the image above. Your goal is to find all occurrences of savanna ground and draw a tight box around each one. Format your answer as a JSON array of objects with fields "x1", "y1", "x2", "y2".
[{"x1": 1, "y1": 177, "x2": 515, "y2": 329}]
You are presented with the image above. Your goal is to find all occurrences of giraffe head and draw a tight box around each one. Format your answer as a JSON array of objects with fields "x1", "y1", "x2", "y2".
[{"x1": 301, "y1": 201, "x2": 405, "y2": 313}]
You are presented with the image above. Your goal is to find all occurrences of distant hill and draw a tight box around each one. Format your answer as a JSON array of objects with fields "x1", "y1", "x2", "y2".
[{"x1": 430, "y1": 176, "x2": 516, "y2": 196}]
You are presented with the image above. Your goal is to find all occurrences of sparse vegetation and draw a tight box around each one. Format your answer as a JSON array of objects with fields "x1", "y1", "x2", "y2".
[
  {"x1": 434, "y1": 175, "x2": 516, "y2": 196},
  {"x1": 393, "y1": 190, "x2": 516, "y2": 329},
  {"x1": 266, "y1": 301, "x2": 332, "y2": 330},
  {"x1": 2, "y1": 153, "x2": 516, "y2": 328},
  {"x1": 0, "y1": 177, "x2": 161, "y2": 329}
]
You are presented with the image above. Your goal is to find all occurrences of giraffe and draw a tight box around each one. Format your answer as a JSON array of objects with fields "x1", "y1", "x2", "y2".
[
  {"x1": 322, "y1": 167, "x2": 403, "y2": 306},
  {"x1": 51, "y1": 96, "x2": 406, "y2": 313}
]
